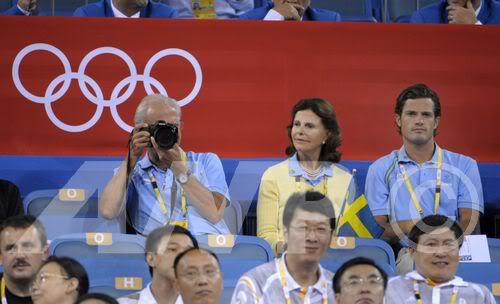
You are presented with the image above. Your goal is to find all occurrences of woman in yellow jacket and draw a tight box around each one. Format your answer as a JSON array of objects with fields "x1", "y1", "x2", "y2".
[{"x1": 257, "y1": 98, "x2": 355, "y2": 255}]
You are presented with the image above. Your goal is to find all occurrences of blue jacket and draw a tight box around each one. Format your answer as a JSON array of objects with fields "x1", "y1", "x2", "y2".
[
  {"x1": 2, "y1": 5, "x2": 25, "y2": 16},
  {"x1": 410, "y1": 0, "x2": 500, "y2": 24},
  {"x1": 73, "y1": 0, "x2": 178, "y2": 18},
  {"x1": 240, "y1": 2, "x2": 340, "y2": 21}
]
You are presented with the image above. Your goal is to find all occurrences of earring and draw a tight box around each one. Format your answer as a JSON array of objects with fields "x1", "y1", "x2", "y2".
[{"x1": 322, "y1": 140, "x2": 326, "y2": 145}]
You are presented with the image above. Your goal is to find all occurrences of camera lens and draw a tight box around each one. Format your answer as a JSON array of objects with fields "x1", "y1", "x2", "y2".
[{"x1": 153, "y1": 122, "x2": 178, "y2": 150}]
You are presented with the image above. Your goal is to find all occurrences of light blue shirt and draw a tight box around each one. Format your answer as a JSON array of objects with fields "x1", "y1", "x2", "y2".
[
  {"x1": 288, "y1": 153, "x2": 334, "y2": 186},
  {"x1": 162, "y1": 0, "x2": 253, "y2": 19},
  {"x1": 365, "y1": 145, "x2": 483, "y2": 222},
  {"x1": 127, "y1": 151, "x2": 230, "y2": 235}
]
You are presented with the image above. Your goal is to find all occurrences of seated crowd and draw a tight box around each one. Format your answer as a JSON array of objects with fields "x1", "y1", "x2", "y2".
[
  {"x1": 2, "y1": 0, "x2": 500, "y2": 24},
  {"x1": 0, "y1": 48, "x2": 495, "y2": 303}
]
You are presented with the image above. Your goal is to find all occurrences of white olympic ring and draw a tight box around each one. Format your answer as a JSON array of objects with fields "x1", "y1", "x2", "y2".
[{"x1": 12, "y1": 43, "x2": 203, "y2": 133}]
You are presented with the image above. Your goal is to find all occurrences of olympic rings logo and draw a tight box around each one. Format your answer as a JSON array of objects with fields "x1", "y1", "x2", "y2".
[{"x1": 12, "y1": 43, "x2": 203, "y2": 133}]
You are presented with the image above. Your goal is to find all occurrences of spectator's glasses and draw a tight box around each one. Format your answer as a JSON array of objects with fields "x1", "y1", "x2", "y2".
[
  {"x1": 342, "y1": 276, "x2": 384, "y2": 289},
  {"x1": 30, "y1": 273, "x2": 70, "y2": 291}
]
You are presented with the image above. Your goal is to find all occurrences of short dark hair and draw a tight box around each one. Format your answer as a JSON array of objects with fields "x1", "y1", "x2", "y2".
[
  {"x1": 332, "y1": 257, "x2": 388, "y2": 293},
  {"x1": 282, "y1": 191, "x2": 336, "y2": 231},
  {"x1": 408, "y1": 214, "x2": 464, "y2": 248},
  {"x1": 76, "y1": 293, "x2": 118, "y2": 304},
  {"x1": 145, "y1": 225, "x2": 199, "y2": 275},
  {"x1": 286, "y1": 98, "x2": 342, "y2": 163},
  {"x1": 42, "y1": 256, "x2": 89, "y2": 297},
  {"x1": 395, "y1": 83, "x2": 441, "y2": 135},
  {"x1": 173, "y1": 248, "x2": 220, "y2": 278},
  {"x1": 0, "y1": 215, "x2": 48, "y2": 249}
]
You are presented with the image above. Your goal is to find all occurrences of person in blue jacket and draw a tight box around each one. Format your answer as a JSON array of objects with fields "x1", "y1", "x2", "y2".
[
  {"x1": 410, "y1": 0, "x2": 500, "y2": 24},
  {"x1": 240, "y1": 0, "x2": 340, "y2": 21},
  {"x1": 2, "y1": 0, "x2": 37, "y2": 16},
  {"x1": 73, "y1": 0, "x2": 178, "y2": 18}
]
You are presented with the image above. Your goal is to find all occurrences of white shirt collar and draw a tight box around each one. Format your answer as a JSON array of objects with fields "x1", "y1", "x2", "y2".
[
  {"x1": 405, "y1": 271, "x2": 469, "y2": 288},
  {"x1": 278, "y1": 253, "x2": 329, "y2": 293},
  {"x1": 475, "y1": 0, "x2": 483, "y2": 17},
  {"x1": 110, "y1": 0, "x2": 141, "y2": 18},
  {"x1": 137, "y1": 283, "x2": 183, "y2": 304}
]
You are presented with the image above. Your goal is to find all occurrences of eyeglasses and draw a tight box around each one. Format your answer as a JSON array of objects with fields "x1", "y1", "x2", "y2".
[
  {"x1": 30, "y1": 273, "x2": 70, "y2": 290},
  {"x1": 289, "y1": 225, "x2": 332, "y2": 236},
  {"x1": 342, "y1": 276, "x2": 384, "y2": 289},
  {"x1": 178, "y1": 268, "x2": 220, "y2": 282}
]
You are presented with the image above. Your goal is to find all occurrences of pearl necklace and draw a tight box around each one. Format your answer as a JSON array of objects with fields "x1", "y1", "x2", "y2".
[{"x1": 299, "y1": 162, "x2": 322, "y2": 179}]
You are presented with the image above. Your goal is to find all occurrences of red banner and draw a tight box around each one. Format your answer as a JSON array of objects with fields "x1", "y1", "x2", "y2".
[{"x1": 1, "y1": 16, "x2": 500, "y2": 161}]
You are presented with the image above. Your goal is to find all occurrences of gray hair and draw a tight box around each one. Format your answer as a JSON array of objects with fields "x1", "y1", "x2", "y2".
[{"x1": 134, "y1": 94, "x2": 181, "y2": 124}]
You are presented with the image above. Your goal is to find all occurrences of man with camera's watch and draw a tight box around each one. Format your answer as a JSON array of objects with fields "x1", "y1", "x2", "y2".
[{"x1": 99, "y1": 94, "x2": 231, "y2": 236}]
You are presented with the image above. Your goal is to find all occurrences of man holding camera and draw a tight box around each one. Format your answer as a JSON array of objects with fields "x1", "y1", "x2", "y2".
[{"x1": 100, "y1": 94, "x2": 230, "y2": 236}]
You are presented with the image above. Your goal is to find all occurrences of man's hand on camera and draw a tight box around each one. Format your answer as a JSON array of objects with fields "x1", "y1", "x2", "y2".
[
  {"x1": 151, "y1": 139, "x2": 187, "y2": 176},
  {"x1": 130, "y1": 123, "x2": 150, "y2": 164}
]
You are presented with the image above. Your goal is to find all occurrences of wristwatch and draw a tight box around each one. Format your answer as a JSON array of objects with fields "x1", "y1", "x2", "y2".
[{"x1": 177, "y1": 169, "x2": 191, "y2": 185}]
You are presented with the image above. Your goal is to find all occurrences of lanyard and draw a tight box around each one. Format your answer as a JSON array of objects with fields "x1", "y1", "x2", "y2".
[
  {"x1": 1, "y1": 277, "x2": 5, "y2": 304},
  {"x1": 277, "y1": 258, "x2": 328, "y2": 304},
  {"x1": 148, "y1": 152, "x2": 188, "y2": 222},
  {"x1": 295, "y1": 176, "x2": 328, "y2": 196},
  {"x1": 399, "y1": 146, "x2": 443, "y2": 215},
  {"x1": 413, "y1": 280, "x2": 458, "y2": 304}
]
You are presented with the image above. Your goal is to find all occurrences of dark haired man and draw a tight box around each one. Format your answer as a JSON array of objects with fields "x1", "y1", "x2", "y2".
[
  {"x1": 73, "y1": 0, "x2": 177, "y2": 18},
  {"x1": 2, "y1": 0, "x2": 37, "y2": 15},
  {"x1": 174, "y1": 248, "x2": 222, "y2": 304},
  {"x1": 118, "y1": 225, "x2": 198, "y2": 304},
  {"x1": 410, "y1": 0, "x2": 500, "y2": 24},
  {"x1": 99, "y1": 94, "x2": 231, "y2": 236},
  {"x1": 365, "y1": 83, "x2": 483, "y2": 274},
  {"x1": 333, "y1": 257, "x2": 387, "y2": 304},
  {"x1": 386, "y1": 215, "x2": 495, "y2": 303},
  {"x1": 240, "y1": 0, "x2": 341, "y2": 21},
  {"x1": 231, "y1": 191, "x2": 336, "y2": 303},
  {"x1": 0, "y1": 215, "x2": 49, "y2": 304}
]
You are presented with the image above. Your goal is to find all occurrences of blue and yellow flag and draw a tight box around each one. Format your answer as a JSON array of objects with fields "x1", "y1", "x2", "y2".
[{"x1": 336, "y1": 181, "x2": 384, "y2": 238}]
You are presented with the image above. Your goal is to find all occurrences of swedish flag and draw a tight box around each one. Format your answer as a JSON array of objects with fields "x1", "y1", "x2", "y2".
[{"x1": 336, "y1": 182, "x2": 383, "y2": 238}]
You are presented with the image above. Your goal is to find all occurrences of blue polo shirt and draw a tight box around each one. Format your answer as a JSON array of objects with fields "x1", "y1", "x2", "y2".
[
  {"x1": 365, "y1": 145, "x2": 483, "y2": 223},
  {"x1": 126, "y1": 151, "x2": 230, "y2": 235}
]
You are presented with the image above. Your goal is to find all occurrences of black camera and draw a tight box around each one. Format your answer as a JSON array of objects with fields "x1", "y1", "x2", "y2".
[{"x1": 142, "y1": 120, "x2": 178, "y2": 150}]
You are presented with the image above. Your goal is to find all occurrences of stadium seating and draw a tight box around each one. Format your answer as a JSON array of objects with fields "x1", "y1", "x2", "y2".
[
  {"x1": 0, "y1": 1, "x2": 14, "y2": 13},
  {"x1": 224, "y1": 199, "x2": 243, "y2": 235},
  {"x1": 50, "y1": 233, "x2": 150, "y2": 298},
  {"x1": 314, "y1": 0, "x2": 376, "y2": 22},
  {"x1": 23, "y1": 189, "x2": 123, "y2": 239},
  {"x1": 384, "y1": 0, "x2": 440, "y2": 22},
  {"x1": 321, "y1": 237, "x2": 396, "y2": 276},
  {"x1": 195, "y1": 234, "x2": 274, "y2": 285}
]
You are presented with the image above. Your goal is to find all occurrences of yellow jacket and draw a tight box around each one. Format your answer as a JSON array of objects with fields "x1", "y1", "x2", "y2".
[{"x1": 257, "y1": 159, "x2": 353, "y2": 254}]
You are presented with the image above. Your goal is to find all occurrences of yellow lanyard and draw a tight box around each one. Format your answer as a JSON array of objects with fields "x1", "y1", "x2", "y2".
[
  {"x1": 295, "y1": 176, "x2": 328, "y2": 196},
  {"x1": 1, "y1": 277, "x2": 5, "y2": 303},
  {"x1": 277, "y1": 258, "x2": 328, "y2": 304},
  {"x1": 413, "y1": 280, "x2": 458, "y2": 304},
  {"x1": 148, "y1": 152, "x2": 188, "y2": 221},
  {"x1": 399, "y1": 147, "x2": 443, "y2": 215}
]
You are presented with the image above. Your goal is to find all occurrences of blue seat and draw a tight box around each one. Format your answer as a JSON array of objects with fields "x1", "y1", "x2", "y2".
[
  {"x1": 314, "y1": 0, "x2": 376, "y2": 22},
  {"x1": 50, "y1": 233, "x2": 150, "y2": 298},
  {"x1": 488, "y1": 238, "x2": 500, "y2": 262},
  {"x1": 23, "y1": 189, "x2": 123, "y2": 239},
  {"x1": 384, "y1": 0, "x2": 441, "y2": 22},
  {"x1": 224, "y1": 200, "x2": 243, "y2": 235},
  {"x1": 0, "y1": 1, "x2": 15, "y2": 13},
  {"x1": 196, "y1": 235, "x2": 274, "y2": 285},
  {"x1": 321, "y1": 237, "x2": 396, "y2": 276},
  {"x1": 384, "y1": 0, "x2": 417, "y2": 22},
  {"x1": 457, "y1": 262, "x2": 500, "y2": 302}
]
